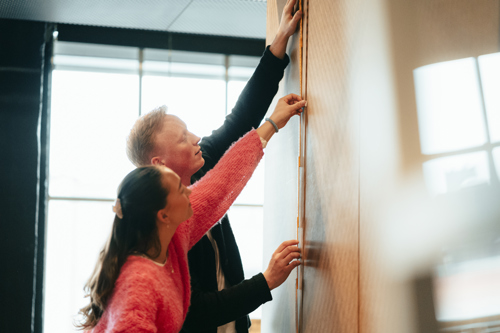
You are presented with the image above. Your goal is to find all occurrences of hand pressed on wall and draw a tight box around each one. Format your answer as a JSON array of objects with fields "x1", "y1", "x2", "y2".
[
  {"x1": 263, "y1": 239, "x2": 301, "y2": 290},
  {"x1": 269, "y1": 93, "x2": 306, "y2": 129},
  {"x1": 280, "y1": 0, "x2": 303, "y2": 36},
  {"x1": 270, "y1": 0, "x2": 303, "y2": 59},
  {"x1": 256, "y1": 93, "x2": 306, "y2": 142}
]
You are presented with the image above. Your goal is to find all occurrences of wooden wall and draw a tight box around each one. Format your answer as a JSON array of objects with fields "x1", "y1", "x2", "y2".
[
  {"x1": 263, "y1": 0, "x2": 499, "y2": 332},
  {"x1": 262, "y1": 1, "x2": 301, "y2": 331}
]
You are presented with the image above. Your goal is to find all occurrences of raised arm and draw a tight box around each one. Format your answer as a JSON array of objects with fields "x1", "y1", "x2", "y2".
[
  {"x1": 184, "y1": 90, "x2": 307, "y2": 246},
  {"x1": 185, "y1": 130, "x2": 264, "y2": 249},
  {"x1": 195, "y1": 0, "x2": 302, "y2": 173},
  {"x1": 196, "y1": 50, "x2": 287, "y2": 173}
]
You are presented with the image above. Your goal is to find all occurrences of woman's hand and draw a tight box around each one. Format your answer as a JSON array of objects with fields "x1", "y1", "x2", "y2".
[
  {"x1": 269, "y1": 93, "x2": 306, "y2": 129},
  {"x1": 269, "y1": 0, "x2": 303, "y2": 59},
  {"x1": 256, "y1": 93, "x2": 306, "y2": 142},
  {"x1": 263, "y1": 239, "x2": 301, "y2": 290}
]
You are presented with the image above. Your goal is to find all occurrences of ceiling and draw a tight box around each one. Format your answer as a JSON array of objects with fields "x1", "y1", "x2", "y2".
[{"x1": 0, "y1": 0, "x2": 267, "y2": 39}]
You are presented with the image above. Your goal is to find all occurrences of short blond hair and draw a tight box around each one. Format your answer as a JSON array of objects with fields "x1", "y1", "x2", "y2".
[{"x1": 126, "y1": 106, "x2": 167, "y2": 167}]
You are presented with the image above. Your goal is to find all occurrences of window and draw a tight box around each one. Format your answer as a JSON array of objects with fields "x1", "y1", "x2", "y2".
[
  {"x1": 413, "y1": 53, "x2": 500, "y2": 197},
  {"x1": 44, "y1": 41, "x2": 263, "y2": 332},
  {"x1": 434, "y1": 254, "x2": 500, "y2": 322},
  {"x1": 414, "y1": 53, "x2": 500, "y2": 325}
]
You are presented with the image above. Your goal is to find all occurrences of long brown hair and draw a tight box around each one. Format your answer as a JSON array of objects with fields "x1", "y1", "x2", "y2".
[{"x1": 76, "y1": 166, "x2": 169, "y2": 329}]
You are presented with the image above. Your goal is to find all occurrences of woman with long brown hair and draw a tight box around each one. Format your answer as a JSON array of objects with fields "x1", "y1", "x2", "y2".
[{"x1": 76, "y1": 95, "x2": 305, "y2": 332}]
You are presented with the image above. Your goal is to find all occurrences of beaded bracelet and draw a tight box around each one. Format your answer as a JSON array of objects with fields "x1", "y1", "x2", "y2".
[{"x1": 265, "y1": 118, "x2": 279, "y2": 133}]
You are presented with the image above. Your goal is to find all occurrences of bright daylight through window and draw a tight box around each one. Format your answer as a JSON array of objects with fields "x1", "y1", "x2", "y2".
[
  {"x1": 44, "y1": 41, "x2": 264, "y2": 333},
  {"x1": 414, "y1": 53, "x2": 500, "y2": 198},
  {"x1": 413, "y1": 52, "x2": 500, "y2": 323}
]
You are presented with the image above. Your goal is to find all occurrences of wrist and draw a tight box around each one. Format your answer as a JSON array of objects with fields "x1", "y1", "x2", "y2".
[
  {"x1": 263, "y1": 271, "x2": 276, "y2": 290},
  {"x1": 274, "y1": 30, "x2": 288, "y2": 43},
  {"x1": 269, "y1": 33, "x2": 287, "y2": 59},
  {"x1": 256, "y1": 121, "x2": 275, "y2": 142},
  {"x1": 265, "y1": 117, "x2": 279, "y2": 133}
]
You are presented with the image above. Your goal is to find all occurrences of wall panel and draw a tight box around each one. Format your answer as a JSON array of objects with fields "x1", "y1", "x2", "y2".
[
  {"x1": 264, "y1": 0, "x2": 360, "y2": 332},
  {"x1": 264, "y1": 0, "x2": 499, "y2": 332},
  {"x1": 300, "y1": 0, "x2": 362, "y2": 332},
  {"x1": 262, "y1": 1, "x2": 300, "y2": 332}
]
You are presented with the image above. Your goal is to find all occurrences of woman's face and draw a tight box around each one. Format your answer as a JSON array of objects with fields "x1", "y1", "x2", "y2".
[{"x1": 161, "y1": 167, "x2": 193, "y2": 226}]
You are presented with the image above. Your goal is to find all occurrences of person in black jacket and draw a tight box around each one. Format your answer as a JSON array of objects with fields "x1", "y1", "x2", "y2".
[{"x1": 126, "y1": 1, "x2": 304, "y2": 331}]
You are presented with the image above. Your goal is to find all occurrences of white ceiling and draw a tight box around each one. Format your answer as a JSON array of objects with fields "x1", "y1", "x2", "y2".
[{"x1": 0, "y1": 0, "x2": 267, "y2": 39}]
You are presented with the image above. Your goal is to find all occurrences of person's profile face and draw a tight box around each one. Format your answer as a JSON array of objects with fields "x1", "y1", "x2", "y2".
[
  {"x1": 161, "y1": 167, "x2": 193, "y2": 225},
  {"x1": 153, "y1": 115, "x2": 204, "y2": 177}
]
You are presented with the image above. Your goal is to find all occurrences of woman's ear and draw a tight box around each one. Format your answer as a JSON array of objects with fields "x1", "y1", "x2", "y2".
[{"x1": 156, "y1": 207, "x2": 169, "y2": 224}]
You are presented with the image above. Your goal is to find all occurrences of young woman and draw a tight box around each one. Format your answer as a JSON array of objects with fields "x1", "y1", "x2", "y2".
[{"x1": 77, "y1": 95, "x2": 306, "y2": 332}]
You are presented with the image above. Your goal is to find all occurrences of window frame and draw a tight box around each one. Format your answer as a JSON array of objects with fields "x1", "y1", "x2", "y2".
[
  {"x1": 44, "y1": 40, "x2": 264, "y2": 333},
  {"x1": 415, "y1": 56, "x2": 500, "y2": 196}
]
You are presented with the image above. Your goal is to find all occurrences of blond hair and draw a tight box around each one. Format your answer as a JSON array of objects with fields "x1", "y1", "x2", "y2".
[{"x1": 126, "y1": 106, "x2": 167, "y2": 167}]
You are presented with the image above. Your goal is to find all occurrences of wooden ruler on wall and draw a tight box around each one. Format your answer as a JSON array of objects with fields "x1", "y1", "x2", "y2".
[{"x1": 296, "y1": 0, "x2": 308, "y2": 331}]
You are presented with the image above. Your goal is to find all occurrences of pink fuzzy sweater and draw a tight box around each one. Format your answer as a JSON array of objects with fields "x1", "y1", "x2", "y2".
[{"x1": 90, "y1": 130, "x2": 264, "y2": 333}]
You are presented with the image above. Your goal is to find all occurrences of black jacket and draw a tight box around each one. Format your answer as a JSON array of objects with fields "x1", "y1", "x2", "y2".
[{"x1": 181, "y1": 46, "x2": 289, "y2": 333}]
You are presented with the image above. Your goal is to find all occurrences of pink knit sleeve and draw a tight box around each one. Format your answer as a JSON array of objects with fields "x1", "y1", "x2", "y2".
[{"x1": 185, "y1": 129, "x2": 264, "y2": 249}]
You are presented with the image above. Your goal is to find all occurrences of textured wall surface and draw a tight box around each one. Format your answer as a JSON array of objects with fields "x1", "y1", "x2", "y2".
[
  {"x1": 300, "y1": 0, "x2": 361, "y2": 332},
  {"x1": 261, "y1": 1, "x2": 301, "y2": 331},
  {"x1": 264, "y1": 0, "x2": 361, "y2": 332},
  {"x1": 264, "y1": 0, "x2": 499, "y2": 332}
]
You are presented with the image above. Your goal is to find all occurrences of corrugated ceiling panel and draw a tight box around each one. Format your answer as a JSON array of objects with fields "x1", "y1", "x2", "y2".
[
  {"x1": 0, "y1": 0, "x2": 189, "y2": 30},
  {"x1": 170, "y1": 0, "x2": 266, "y2": 38},
  {"x1": 0, "y1": 0, "x2": 267, "y2": 38}
]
